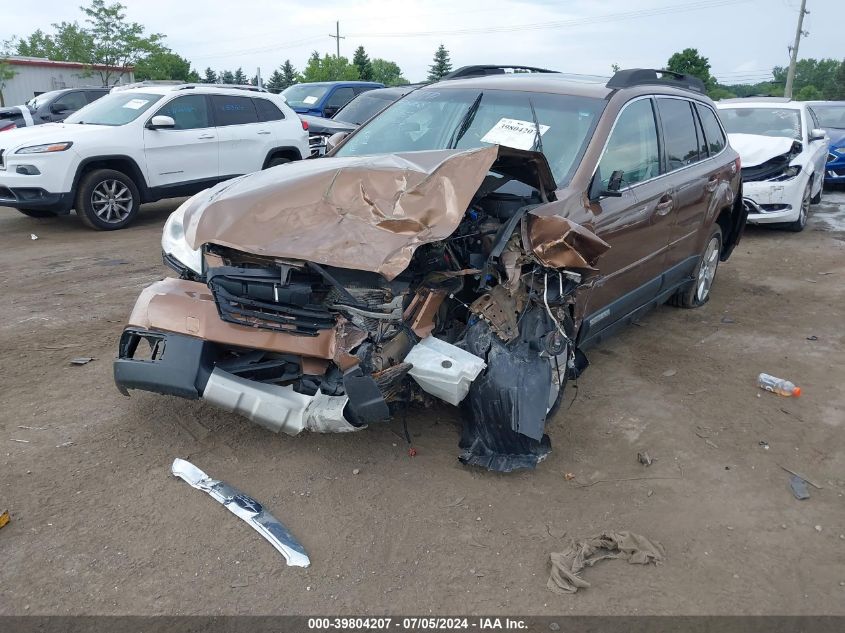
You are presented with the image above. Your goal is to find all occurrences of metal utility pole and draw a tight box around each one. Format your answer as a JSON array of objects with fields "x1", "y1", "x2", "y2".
[
  {"x1": 784, "y1": 0, "x2": 809, "y2": 98},
  {"x1": 328, "y1": 21, "x2": 345, "y2": 57},
  {"x1": 256, "y1": 67, "x2": 262, "y2": 89}
]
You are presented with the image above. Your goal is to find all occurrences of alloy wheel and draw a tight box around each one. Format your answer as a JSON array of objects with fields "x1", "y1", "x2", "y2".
[
  {"x1": 91, "y1": 179, "x2": 133, "y2": 224},
  {"x1": 695, "y1": 236, "x2": 720, "y2": 302}
]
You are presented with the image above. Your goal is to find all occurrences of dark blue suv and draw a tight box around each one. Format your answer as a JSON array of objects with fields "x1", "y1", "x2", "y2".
[{"x1": 281, "y1": 81, "x2": 384, "y2": 118}]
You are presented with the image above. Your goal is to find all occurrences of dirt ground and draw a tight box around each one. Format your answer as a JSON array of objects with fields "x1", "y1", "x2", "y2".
[{"x1": 1, "y1": 190, "x2": 843, "y2": 616}]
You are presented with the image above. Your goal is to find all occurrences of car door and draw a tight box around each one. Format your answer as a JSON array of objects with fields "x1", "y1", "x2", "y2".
[
  {"x1": 656, "y1": 97, "x2": 714, "y2": 279},
  {"x1": 210, "y1": 94, "x2": 265, "y2": 177},
  {"x1": 806, "y1": 107, "x2": 829, "y2": 178},
  {"x1": 581, "y1": 97, "x2": 673, "y2": 339},
  {"x1": 44, "y1": 90, "x2": 88, "y2": 122},
  {"x1": 143, "y1": 94, "x2": 219, "y2": 188},
  {"x1": 252, "y1": 96, "x2": 289, "y2": 154}
]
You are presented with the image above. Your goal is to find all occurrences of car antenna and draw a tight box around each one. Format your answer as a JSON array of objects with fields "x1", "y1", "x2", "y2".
[{"x1": 528, "y1": 97, "x2": 543, "y2": 155}]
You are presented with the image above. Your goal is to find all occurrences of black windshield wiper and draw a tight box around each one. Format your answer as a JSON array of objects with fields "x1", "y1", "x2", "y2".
[
  {"x1": 528, "y1": 97, "x2": 543, "y2": 155},
  {"x1": 448, "y1": 92, "x2": 483, "y2": 149}
]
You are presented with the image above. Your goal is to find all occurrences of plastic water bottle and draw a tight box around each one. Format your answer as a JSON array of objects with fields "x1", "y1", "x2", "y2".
[{"x1": 757, "y1": 373, "x2": 801, "y2": 397}]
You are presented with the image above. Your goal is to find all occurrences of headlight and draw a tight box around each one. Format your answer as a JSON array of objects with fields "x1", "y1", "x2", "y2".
[
  {"x1": 15, "y1": 142, "x2": 73, "y2": 154},
  {"x1": 162, "y1": 200, "x2": 203, "y2": 276},
  {"x1": 836, "y1": 147, "x2": 845, "y2": 155},
  {"x1": 769, "y1": 164, "x2": 801, "y2": 181}
]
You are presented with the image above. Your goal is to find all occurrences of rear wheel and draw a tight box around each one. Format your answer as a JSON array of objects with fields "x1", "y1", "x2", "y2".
[
  {"x1": 16, "y1": 208, "x2": 59, "y2": 218},
  {"x1": 669, "y1": 226, "x2": 722, "y2": 309},
  {"x1": 266, "y1": 156, "x2": 291, "y2": 169},
  {"x1": 784, "y1": 179, "x2": 811, "y2": 232},
  {"x1": 75, "y1": 169, "x2": 140, "y2": 231}
]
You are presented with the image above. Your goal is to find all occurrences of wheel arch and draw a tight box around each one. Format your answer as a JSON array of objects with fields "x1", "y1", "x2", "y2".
[
  {"x1": 72, "y1": 155, "x2": 150, "y2": 203},
  {"x1": 262, "y1": 146, "x2": 303, "y2": 169},
  {"x1": 716, "y1": 185, "x2": 747, "y2": 262}
]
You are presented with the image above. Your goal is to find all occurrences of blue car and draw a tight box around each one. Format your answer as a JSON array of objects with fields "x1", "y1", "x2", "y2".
[
  {"x1": 281, "y1": 81, "x2": 384, "y2": 118},
  {"x1": 808, "y1": 101, "x2": 845, "y2": 185}
]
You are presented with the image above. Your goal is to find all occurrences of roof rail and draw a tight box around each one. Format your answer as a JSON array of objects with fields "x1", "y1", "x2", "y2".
[
  {"x1": 110, "y1": 80, "x2": 268, "y2": 94},
  {"x1": 177, "y1": 83, "x2": 268, "y2": 93},
  {"x1": 606, "y1": 69, "x2": 705, "y2": 94},
  {"x1": 110, "y1": 80, "x2": 183, "y2": 92},
  {"x1": 441, "y1": 65, "x2": 558, "y2": 80}
]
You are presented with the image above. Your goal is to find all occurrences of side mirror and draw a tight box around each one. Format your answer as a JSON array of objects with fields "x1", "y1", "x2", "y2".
[
  {"x1": 325, "y1": 131, "x2": 349, "y2": 153},
  {"x1": 809, "y1": 128, "x2": 826, "y2": 142},
  {"x1": 147, "y1": 115, "x2": 176, "y2": 130}
]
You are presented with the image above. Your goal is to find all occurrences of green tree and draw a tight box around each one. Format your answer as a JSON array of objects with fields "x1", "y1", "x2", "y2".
[
  {"x1": 831, "y1": 59, "x2": 845, "y2": 100},
  {"x1": 280, "y1": 60, "x2": 299, "y2": 89},
  {"x1": 266, "y1": 69, "x2": 284, "y2": 93},
  {"x1": 774, "y1": 58, "x2": 842, "y2": 99},
  {"x1": 17, "y1": 23, "x2": 93, "y2": 62},
  {"x1": 427, "y1": 44, "x2": 452, "y2": 81},
  {"x1": 0, "y1": 38, "x2": 17, "y2": 107},
  {"x1": 707, "y1": 86, "x2": 737, "y2": 101},
  {"x1": 352, "y1": 46, "x2": 373, "y2": 81},
  {"x1": 371, "y1": 58, "x2": 408, "y2": 86},
  {"x1": 611, "y1": 63, "x2": 621, "y2": 73},
  {"x1": 233, "y1": 67, "x2": 247, "y2": 84},
  {"x1": 134, "y1": 50, "x2": 196, "y2": 81},
  {"x1": 795, "y1": 85, "x2": 821, "y2": 101},
  {"x1": 220, "y1": 69, "x2": 235, "y2": 84},
  {"x1": 81, "y1": 0, "x2": 165, "y2": 85},
  {"x1": 202, "y1": 67, "x2": 218, "y2": 84},
  {"x1": 666, "y1": 48, "x2": 715, "y2": 91},
  {"x1": 301, "y1": 53, "x2": 359, "y2": 82}
]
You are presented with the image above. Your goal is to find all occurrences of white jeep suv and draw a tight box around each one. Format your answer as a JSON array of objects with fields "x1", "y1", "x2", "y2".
[{"x1": 0, "y1": 83, "x2": 309, "y2": 230}]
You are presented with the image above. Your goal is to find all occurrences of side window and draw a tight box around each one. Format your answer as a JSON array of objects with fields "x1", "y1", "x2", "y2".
[
  {"x1": 692, "y1": 105, "x2": 708, "y2": 159},
  {"x1": 597, "y1": 98, "x2": 660, "y2": 188},
  {"x1": 52, "y1": 91, "x2": 87, "y2": 113},
  {"x1": 695, "y1": 103, "x2": 726, "y2": 156},
  {"x1": 154, "y1": 95, "x2": 210, "y2": 130},
  {"x1": 807, "y1": 107, "x2": 820, "y2": 129},
  {"x1": 325, "y1": 87, "x2": 356, "y2": 109},
  {"x1": 253, "y1": 98, "x2": 285, "y2": 122},
  {"x1": 85, "y1": 90, "x2": 109, "y2": 103},
  {"x1": 210, "y1": 95, "x2": 259, "y2": 126},
  {"x1": 657, "y1": 98, "x2": 702, "y2": 170}
]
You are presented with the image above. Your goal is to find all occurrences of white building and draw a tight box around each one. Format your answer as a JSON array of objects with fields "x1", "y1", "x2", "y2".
[{"x1": 1, "y1": 56, "x2": 135, "y2": 106}]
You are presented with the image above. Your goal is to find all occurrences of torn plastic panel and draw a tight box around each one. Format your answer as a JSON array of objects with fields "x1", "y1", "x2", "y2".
[{"x1": 116, "y1": 144, "x2": 607, "y2": 472}]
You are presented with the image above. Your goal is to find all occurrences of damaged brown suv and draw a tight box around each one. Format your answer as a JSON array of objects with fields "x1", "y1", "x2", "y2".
[{"x1": 115, "y1": 67, "x2": 746, "y2": 472}]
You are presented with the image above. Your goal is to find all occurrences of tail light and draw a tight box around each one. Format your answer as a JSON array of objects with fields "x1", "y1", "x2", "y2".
[{"x1": 300, "y1": 119, "x2": 309, "y2": 131}]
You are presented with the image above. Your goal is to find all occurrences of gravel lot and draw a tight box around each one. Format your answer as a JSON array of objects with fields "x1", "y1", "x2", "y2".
[{"x1": 1, "y1": 190, "x2": 843, "y2": 615}]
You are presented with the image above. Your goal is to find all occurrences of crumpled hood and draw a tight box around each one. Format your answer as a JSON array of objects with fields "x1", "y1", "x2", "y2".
[
  {"x1": 183, "y1": 147, "x2": 502, "y2": 280},
  {"x1": 728, "y1": 133, "x2": 798, "y2": 167}
]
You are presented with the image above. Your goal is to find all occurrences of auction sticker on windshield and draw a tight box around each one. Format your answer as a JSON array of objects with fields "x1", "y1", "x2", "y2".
[
  {"x1": 481, "y1": 117, "x2": 549, "y2": 151},
  {"x1": 303, "y1": 96, "x2": 319, "y2": 105},
  {"x1": 123, "y1": 98, "x2": 150, "y2": 110}
]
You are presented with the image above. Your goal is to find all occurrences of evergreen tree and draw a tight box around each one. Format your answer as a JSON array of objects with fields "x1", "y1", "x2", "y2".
[
  {"x1": 352, "y1": 46, "x2": 373, "y2": 81},
  {"x1": 203, "y1": 67, "x2": 218, "y2": 83},
  {"x1": 280, "y1": 60, "x2": 299, "y2": 89},
  {"x1": 266, "y1": 69, "x2": 284, "y2": 93},
  {"x1": 220, "y1": 69, "x2": 235, "y2": 84},
  {"x1": 427, "y1": 44, "x2": 453, "y2": 81},
  {"x1": 233, "y1": 67, "x2": 247, "y2": 84}
]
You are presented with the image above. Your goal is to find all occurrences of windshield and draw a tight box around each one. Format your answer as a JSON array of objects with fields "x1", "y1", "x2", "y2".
[
  {"x1": 64, "y1": 92, "x2": 162, "y2": 126},
  {"x1": 25, "y1": 90, "x2": 64, "y2": 111},
  {"x1": 334, "y1": 92, "x2": 398, "y2": 126},
  {"x1": 282, "y1": 84, "x2": 330, "y2": 108},
  {"x1": 809, "y1": 104, "x2": 845, "y2": 129},
  {"x1": 335, "y1": 88, "x2": 605, "y2": 185},
  {"x1": 719, "y1": 107, "x2": 802, "y2": 140}
]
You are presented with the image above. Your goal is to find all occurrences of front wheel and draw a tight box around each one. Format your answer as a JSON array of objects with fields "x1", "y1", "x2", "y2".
[
  {"x1": 75, "y1": 169, "x2": 140, "y2": 231},
  {"x1": 669, "y1": 226, "x2": 722, "y2": 309},
  {"x1": 784, "y1": 179, "x2": 811, "y2": 232},
  {"x1": 17, "y1": 208, "x2": 59, "y2": 218}
]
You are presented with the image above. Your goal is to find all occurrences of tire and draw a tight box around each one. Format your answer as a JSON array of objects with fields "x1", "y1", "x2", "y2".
[
  {"x1": 16, "y1": 208, "x2": 59, "y2": 218},
  {"x1": 75, "y1": 168, "x2": 140, "y2": 231},
  {"x1": 784, "y1": 178, "x2": 811, "y2": 232},
  {"x1": 669, "y1": 226, "x2": 722, "y2": 309},
  {"x1": 266, "y1": 156, "x2": 291, "y2": 169}
]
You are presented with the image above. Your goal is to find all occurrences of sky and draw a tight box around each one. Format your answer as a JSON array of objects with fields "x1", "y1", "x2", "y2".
[{"x1": 2, "y1": 0, "x2": 842, "y2": 85}]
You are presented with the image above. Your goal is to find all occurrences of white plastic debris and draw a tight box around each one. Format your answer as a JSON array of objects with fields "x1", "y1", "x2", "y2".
[
  {"x1": 30, "y1": 234, "x2": 38, "y2": 240},
  {"x1": 405, "y1": 336, "x2": 486, "y2": 406}
]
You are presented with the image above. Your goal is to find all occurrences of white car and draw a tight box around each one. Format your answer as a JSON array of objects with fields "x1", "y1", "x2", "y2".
[
  {"x1": 717, "y1": 98, "x2": 828, "y2": 232},
  {"x1": 0, "y1": 83, "x2": 309, "y2": 230}
]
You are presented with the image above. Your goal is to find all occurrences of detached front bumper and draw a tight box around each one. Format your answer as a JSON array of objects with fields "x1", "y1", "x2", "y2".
[{"x1": 742, "y1": 175, "x2": 805, "y2": 224}]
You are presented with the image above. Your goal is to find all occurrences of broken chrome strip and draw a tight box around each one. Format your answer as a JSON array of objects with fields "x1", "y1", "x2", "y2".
[{"x1": 171, "y1": 458, "x2": 311, "y2": 568}]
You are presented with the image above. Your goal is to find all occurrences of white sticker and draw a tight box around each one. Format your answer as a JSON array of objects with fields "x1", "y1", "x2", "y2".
[
  {"x1": 480, "y1": 117, "x2": 549, "y2": 151},
  {"x1": 302, "y1": 95, "x2": 318, "y2": 105},
  {"x1": 122, "y1": 98, "x2": 150, "y2": 110}
]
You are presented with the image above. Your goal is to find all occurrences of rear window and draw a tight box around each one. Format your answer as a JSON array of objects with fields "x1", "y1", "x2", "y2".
[
  {"x1": 211, "y1": 95, "x2": 258, "y2": 126},
  {"x1": 657, "y1": 98, "x2": 702, "y2": 170},
  {"x1": 695, "y1": 104, "x2": 727, "y2": 156},
  {"x1": 253, "y1": 98, "x2": 285, "y2": 122}
]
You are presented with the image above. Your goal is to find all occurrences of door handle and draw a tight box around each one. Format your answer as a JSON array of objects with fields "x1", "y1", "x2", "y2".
[
  {"x1": 705, "y1": 176, "x2": 719, "y2": 193},
  {"x1": 197, "y1": 134, "x2": 215, "y2": 140},
  {"x1": 257, "y1": 130, "x2": 271, "y2": 135},
  {"x1": 655, "y1": 195, "x2": 674, "y2": 215}
]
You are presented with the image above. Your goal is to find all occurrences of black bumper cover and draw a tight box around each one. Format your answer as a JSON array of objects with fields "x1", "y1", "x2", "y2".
[{"x1": 114, "y1": 329, "x2": 215, "y2": 399}]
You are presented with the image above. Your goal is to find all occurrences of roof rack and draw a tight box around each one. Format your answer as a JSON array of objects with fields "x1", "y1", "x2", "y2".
[
  {"x1": 176, "y1": 83, "x2": 268, "y2": 93},
  {"x1": 110, "y1": 80, "x2": 267, "y2": 93},
  {"x1": 606, "y1": 69, "x2": 705, "y2": 94},
  {"x1": 441, "y1": 65, "x2": 558, "y2": 80},
  {"x1": 110, "y1": 80, "x2": 183, "y2": 92}
]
